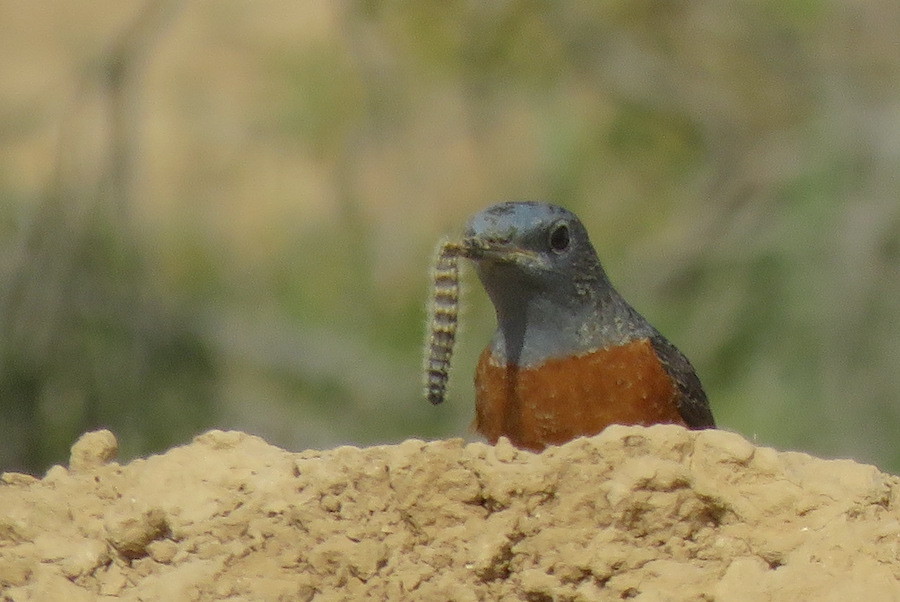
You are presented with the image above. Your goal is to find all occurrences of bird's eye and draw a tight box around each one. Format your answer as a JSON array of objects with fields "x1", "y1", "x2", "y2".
[{"x1": 548, "y1": 222, "x2": 570, "y2": 253}]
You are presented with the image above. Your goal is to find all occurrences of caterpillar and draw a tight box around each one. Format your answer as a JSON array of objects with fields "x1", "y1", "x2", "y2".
[{"x1": 424, "y1": 239, "x2": 464, "y2": 405}]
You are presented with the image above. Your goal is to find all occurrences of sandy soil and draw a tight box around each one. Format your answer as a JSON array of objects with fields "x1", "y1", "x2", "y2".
[{"x1": 1, "y1": 425, "x2": 898, "y2": 601}]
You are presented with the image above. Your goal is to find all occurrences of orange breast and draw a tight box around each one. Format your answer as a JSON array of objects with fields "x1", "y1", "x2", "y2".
[{"x1": 474, "y1": 338, "x2": 685, "y2": 452}]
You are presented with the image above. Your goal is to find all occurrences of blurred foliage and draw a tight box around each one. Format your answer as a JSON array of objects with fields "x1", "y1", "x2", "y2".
[
  {"x1": 1, "y1": 0, "x2": 899, "y2": 474},
  {"x1": 0, "y1": 191, "x2": 217, "y2": 470}
]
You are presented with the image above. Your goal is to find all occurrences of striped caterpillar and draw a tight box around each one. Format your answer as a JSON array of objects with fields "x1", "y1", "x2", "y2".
[{"x1": 424, "y1": 240, "x2": 464, "y2": 405}]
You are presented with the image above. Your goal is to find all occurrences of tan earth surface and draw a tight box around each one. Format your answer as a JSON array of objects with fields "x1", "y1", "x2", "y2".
[{"x1": 1, "y1": 425, "x2": 899, "y2": 601}]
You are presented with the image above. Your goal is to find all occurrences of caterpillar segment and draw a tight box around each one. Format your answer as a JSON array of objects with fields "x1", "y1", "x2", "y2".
[{"x1": 424, "y1": 240, "x2": 463, "y2": 405}]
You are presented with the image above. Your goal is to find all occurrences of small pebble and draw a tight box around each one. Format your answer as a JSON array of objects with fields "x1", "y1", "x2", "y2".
[{"x1": 69, "y1": 430, "x2": 119, "y2": 472}]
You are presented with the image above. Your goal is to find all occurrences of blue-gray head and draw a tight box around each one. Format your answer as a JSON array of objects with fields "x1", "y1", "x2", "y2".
[
  {"x1": 462, "y1": 201, "x2": 612, "y2": 313},
  {"x1": 461, "y1": 201, "x2": 638, "y2": 365}
]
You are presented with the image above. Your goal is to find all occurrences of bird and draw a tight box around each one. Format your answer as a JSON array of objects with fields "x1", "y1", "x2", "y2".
[{"x1": 459, "y1": 201, "x2": 714, "y2": 452}]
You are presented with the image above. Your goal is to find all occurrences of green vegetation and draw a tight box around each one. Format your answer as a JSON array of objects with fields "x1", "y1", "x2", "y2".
[{"x1": 1, "y1": 1, "x2": 898, "y2": 473}]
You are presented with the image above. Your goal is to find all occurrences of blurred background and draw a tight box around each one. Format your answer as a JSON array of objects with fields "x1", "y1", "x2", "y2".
[{"x1": 1, "y1": 1, "x2": 899, "y2": 475}]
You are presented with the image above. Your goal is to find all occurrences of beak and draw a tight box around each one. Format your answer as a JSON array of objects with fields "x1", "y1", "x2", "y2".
[
  {"x1": 458, "y1": 236, "x2": 546, "y2": 268},
  {"x1": 459, "y1": 236, "x2": 490, "y2": 259},
  {"x1": 460, "y1": 236, "x2": 511, "y2": 260}
]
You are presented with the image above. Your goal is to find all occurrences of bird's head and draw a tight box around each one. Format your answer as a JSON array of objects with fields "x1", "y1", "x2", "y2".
[{"x1": 461, "y1": 201, "x2": 606, "y2": 306}]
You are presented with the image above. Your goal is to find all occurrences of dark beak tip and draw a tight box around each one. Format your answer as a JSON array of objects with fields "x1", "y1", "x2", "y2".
[{"x1": 458, "y1": 237, "x2": 484, "y2": 259}]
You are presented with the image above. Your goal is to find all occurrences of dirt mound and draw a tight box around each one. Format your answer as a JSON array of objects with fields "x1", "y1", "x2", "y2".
[{"x1": 1, "y1": 425, "x2": 898, "y2": 600}]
